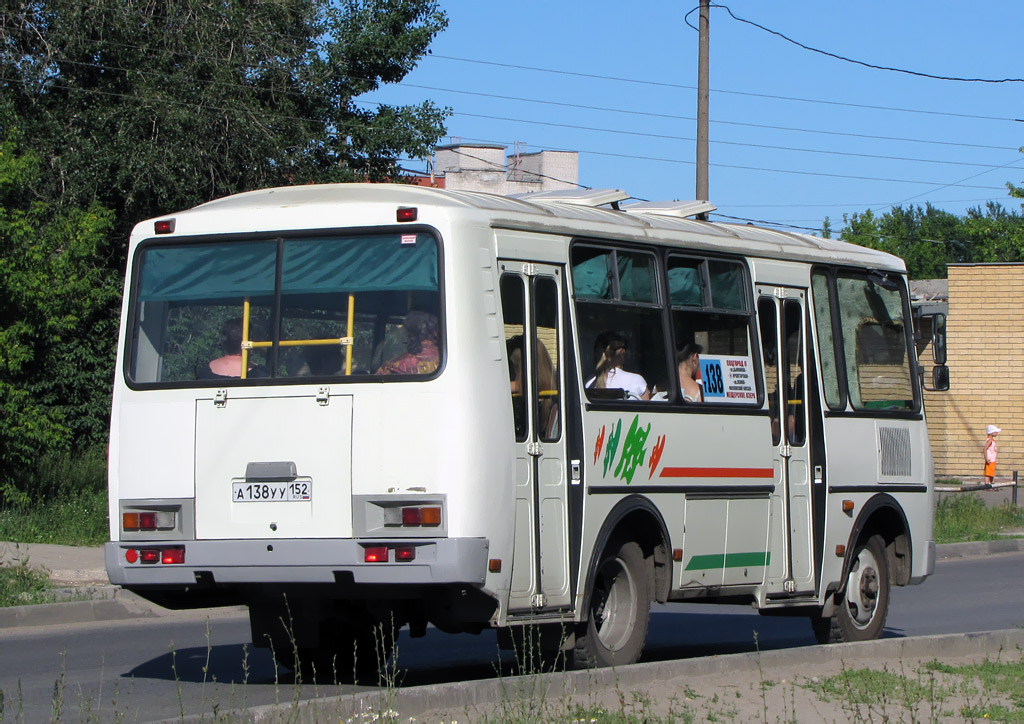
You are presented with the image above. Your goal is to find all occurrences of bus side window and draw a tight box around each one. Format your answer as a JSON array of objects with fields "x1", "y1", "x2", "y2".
[{"x1": 572, "y1": 245, "x2": 667, "y2": 403}]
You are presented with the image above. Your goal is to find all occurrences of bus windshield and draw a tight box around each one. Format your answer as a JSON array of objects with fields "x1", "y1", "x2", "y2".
[{"x1": 127, "y1": 231, "x2": 441, "y2": 385}]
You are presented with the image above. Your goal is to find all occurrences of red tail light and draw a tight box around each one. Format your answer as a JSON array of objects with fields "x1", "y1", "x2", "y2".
[
  {"x1": 140, "y1": 549, "x2": 160, "y2": 563},
  {"x1": 364, "y1": 546, "x2": 389, "y2": 563},
  {"x1": 161, "y1": 548, "x2": 185, "y2": 565},
  {"x1": 395, "y1": 547, "x2": 416, "y2": 562}
]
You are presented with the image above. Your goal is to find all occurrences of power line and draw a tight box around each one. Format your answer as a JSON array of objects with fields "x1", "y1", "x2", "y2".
[
  {"x1": 392, "y1": 82, "x2": 1019, "y2": 153},
  {"x1": 684, "y1": 4, "x2": 1024, "y2": 84},
  {"x1": 448, "y1": 109, "x2": 1018, "y2": 170},
  {"x1": 427, "y1": 55, "x2": 1020, "y2": 123},
  {"x1": 4, "y1": 26, "x2": 1018, "y2": 154}
]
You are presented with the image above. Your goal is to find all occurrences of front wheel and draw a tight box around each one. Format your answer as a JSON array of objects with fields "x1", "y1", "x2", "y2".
[
  {"x1": 574, "y1": 540, "x2": 651, "y2": 668},
  {"x1": 813, "y1": 534, "x2": 890, "y2": 644}
]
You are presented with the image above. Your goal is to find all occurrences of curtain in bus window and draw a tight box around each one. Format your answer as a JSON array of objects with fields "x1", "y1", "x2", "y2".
[
  {"x1": 667, "y1": 258, "x2": 703, "y2": 306},
  {"x1": 281, "y1": 235, "x2": 438, "y2": 294},
  {"x1": 708, "y1": 260, "x2": 746, "y2": 311},
  {"x1": 617, "y1": 251, "x2": 657, "y2": 303},
  {"x1": 571, "y1": 248, "x2": 612, "y2": 299},
  {"x1": 138, "y1": 242, "x2": 277, "y2": 301}
]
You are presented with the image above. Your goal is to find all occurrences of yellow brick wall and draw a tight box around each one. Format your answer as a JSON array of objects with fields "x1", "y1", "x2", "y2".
[{"x1": 924, "y1": 264, "x2": 1024, "y2": 479}]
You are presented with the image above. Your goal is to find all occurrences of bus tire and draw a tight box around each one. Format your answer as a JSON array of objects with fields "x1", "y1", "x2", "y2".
[
  {"x1": 815, "y1": 534, "x2": 890, "y2": 644},
  {"x1": 574, "y1": 540, "x2": 651, "y2": 668}
]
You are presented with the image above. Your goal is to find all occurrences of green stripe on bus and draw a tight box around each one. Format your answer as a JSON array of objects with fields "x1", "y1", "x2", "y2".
[{"x1": 684, "y1": 552, "x2": 771, "y2": 570}]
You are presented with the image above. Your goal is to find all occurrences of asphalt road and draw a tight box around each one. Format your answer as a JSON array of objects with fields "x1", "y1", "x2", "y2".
[{"x1": 1, "y1": 550, "x2": 1023, "y2": 722}]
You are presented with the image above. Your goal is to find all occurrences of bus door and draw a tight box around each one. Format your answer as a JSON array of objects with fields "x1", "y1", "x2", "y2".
[
  {"x1": 757, "y1": 287, "x2": 816, "y2": 596},
  {"x1": 499, "y1": 263, "x2": 571, "y2": 612}
]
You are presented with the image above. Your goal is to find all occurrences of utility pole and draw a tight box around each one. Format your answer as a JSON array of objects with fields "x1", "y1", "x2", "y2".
[{"x1": 696, "y1": 0, "x2": 710, "y2": 206}]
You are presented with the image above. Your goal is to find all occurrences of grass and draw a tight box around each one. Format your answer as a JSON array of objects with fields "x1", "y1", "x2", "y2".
[
  {"x1": 934, "y1": 493, "x2": 1024, "y2": 544},
  {"x1": 0, "y1": 488, "x2": 108, "y2": 546},
  {"x1": 0, "y1": 547, "x2": 56, "y2": 607}
]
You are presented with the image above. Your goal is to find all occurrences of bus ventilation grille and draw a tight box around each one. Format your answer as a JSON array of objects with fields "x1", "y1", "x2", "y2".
[{"x1": 879, "y1": 426, "x2": 912, "y2": 477}]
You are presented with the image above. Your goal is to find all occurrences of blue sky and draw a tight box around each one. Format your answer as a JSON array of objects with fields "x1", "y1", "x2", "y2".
[{"x1": 364, "y1": 1, "x2": 1024, "y2": 233}]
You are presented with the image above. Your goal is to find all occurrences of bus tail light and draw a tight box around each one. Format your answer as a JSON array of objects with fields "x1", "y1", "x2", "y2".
[
  {"x1": 395, "y1": 547, "x2": 416, "y2": 561},
  {"x1": 123, "y1": 510, "x2": 175, "y2": 532},
  {"x1": 401, "y1": 506, "x2": 441, "y2": 527},
  {"x1": 364, "y1": 546, "x2": 389, "y2": 563},
  {"x1": 140, "y1": 549, "x2": 160, "y2": 563},
  {"x1": 161, "y1": 548, "x2": 185, "y2": 565}
]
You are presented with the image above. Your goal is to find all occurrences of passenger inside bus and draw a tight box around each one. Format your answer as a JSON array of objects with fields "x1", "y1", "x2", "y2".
[
  {"x1": 676, "y1": 343, "x2": 704, "y2": 403},
  {"x1": 201, "y1": 317, "x2": 259, "y2": 379},
  {"x1": 376, "y1": 310, "x2": 440, "y2": 375},
  {"x1": 585, "y1": 331, "x2": 650, "y2": 401},
  {"x1": 507, "y1": 335, "x2": 559, "y2": 438}
]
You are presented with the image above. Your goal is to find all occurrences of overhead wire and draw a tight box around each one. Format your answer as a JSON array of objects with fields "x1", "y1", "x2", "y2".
[{"x1": 683, "y1": 4, "x2": 1024, "y2": 84}]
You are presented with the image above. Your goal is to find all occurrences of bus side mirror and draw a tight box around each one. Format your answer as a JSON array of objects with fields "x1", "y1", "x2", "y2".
[
  {"x1": 931, "y1": 313, "x2": 947, "y2": 365},
  {"x1": 931, "y1": 364, "x2": 949, "y2": 391}
]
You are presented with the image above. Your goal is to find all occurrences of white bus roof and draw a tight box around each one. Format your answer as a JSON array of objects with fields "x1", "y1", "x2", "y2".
[{"x1": 158, "y1": 183, "x2": 906, "y2": 272}]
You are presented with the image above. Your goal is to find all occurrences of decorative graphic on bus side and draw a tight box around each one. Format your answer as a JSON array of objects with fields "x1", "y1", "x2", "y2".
[
  {"x1": 593, "y1": 415, "x2": 667, "y2": 483},
  {"x1": 593, "y1": 415, "x2": 771, "y2": 483}
]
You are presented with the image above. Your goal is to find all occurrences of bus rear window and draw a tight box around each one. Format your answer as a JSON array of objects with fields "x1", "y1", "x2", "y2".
[{"x1": 128, "y1": 232, "x2": 441, "y2": 384}]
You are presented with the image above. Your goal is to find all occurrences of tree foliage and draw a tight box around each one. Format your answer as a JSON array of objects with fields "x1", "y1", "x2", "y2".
[
  {"x1": 1, "y1": 0, "x2": 449, "y2": 239},
  {"x1": 0, "y1": 121, "x2": 119, "y2": 504},
  {"x1": 0, "y1": 0, "x2": 448, "y2": 502},
  {"x1": 838, "y1": 200, "x2": 1024, "y2": 279}
]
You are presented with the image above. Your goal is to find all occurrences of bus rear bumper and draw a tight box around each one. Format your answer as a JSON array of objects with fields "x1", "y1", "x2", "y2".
[{"x1": 105, "y1": 537, "x2": 489, "y2": 587}]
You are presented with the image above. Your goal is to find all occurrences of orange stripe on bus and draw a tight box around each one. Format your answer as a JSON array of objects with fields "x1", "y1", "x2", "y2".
[{"x1": 659, "y1": 467, "x2": 775, "y2": 479}]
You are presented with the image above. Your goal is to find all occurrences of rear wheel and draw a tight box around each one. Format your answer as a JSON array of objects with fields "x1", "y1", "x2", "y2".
[
  {"x1": 574, "y1": 540, "x2": 651, "y2": 668},
  {"x1": 813, "y1": 535, "x2": 890, "y2": 644}
]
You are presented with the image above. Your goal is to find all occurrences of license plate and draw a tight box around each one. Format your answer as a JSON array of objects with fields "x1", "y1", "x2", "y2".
[{"x1": 232, "y1": 480, "x2": 311, "y2": 502}]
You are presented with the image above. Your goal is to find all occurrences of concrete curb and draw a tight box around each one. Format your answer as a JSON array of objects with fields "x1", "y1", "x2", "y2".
[
  {"x1": 936, "y1": 538, "x2": 1024, "y2": 559},
  {"x1": 0, "y1": 588, "x2": 161, "y2": 629},
  {"x1": 209, "y1": 628, "x2": 1024, "y2": 724}
]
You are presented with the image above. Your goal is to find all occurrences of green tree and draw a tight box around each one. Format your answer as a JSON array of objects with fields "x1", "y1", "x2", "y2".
[
  {"x1": 838, "y1": 201, "x2": 1024, "y2": 279},
  {"x1": 1, "y1": 0, "x2": 449, "y2": 240},
  {"x1": 0, "y1": 124, "x2": 119, "y2": 504}
]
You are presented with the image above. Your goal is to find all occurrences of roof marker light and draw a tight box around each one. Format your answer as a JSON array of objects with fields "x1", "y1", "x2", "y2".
[
  {"x1": 154, "y1": 219, "x2": 175, "y2": 234},
  {"x1": 396, "y1": 207, "x2": 418, "y2": 222}
]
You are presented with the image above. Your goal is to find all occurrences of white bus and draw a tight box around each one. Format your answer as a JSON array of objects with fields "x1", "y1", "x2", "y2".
[{"x1": 107, "y1": 184, "x2": 936, "y2": 672}]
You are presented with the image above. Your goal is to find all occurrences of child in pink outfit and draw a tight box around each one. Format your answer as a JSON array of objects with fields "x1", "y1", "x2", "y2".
[{"x1": 984, "y1": 424, "x2": 1001, "y2": 483}]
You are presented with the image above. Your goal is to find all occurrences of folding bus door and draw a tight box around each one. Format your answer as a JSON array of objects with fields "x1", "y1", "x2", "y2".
[
  {"x1": 499, "y1": 262, "x2": 571, "y2": 612},
  {"x1": 757, "y1": 287, "x2": 816, "y2": 596}
]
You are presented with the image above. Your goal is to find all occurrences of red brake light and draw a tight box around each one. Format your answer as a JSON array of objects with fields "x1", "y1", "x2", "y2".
[
  {"x1": 161, "y1": 548, "x2": 185, "y2": 565},
  {"x1": 139, "y1": 512, "x2": 157, "y2": 530},
  {"x1": 140, "y1": 549, "x2": 160, "y2": 563},
  {"x1": 396, "y1": 207, "x2": 417, "y2": 222},
  {"x1": 395, "y1": 547, "x2": 415, "y2": 562},
  {"x1": 364, "y1": 546, "x2": 389, "y2": 563},
  {"x1": 402, "y1": 507, "x2": 421, "y2": 526},
  {"x1": 154, "y1": 219, "x2": 175, "y2": 234}
]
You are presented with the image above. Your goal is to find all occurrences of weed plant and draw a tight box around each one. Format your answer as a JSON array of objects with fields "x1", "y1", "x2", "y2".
[{"x1": 0, "y1": 546, "x2": 55, "y2": 606}]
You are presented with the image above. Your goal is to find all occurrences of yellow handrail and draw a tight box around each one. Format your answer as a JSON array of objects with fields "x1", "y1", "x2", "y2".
[
  {"x1": 345, "y1": 293, "x2": 355, "y2": 375},
  {"x1": 241, "y1": 298, "x2": 251, "y2": 380}
]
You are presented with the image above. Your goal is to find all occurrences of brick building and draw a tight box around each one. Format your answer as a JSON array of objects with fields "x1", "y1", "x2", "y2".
[{"x1": 924, "y1": 263, "x2": 1023, "y2": 478}]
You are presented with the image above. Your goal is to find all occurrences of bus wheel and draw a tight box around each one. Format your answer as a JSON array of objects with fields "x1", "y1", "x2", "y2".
[
  {"x1": 574, "y1": 540, "x2": 650, "y2": 668},
  {"x1": 814, "y1": 535, "x2": 890, "y2": 644}
]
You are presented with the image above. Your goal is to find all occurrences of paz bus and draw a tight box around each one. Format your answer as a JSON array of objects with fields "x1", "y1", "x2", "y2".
[{"x1": 106, "y1": 183, "x2": 937, "y2": 671}]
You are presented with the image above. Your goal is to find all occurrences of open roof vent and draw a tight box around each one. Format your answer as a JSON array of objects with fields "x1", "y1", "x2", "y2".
[
  {"x1": 511, "y1": 188, "x2": 630, "y2": 208},
  {"x1": 622, "y1": 200, "x2": 716, "y2": 219}
]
